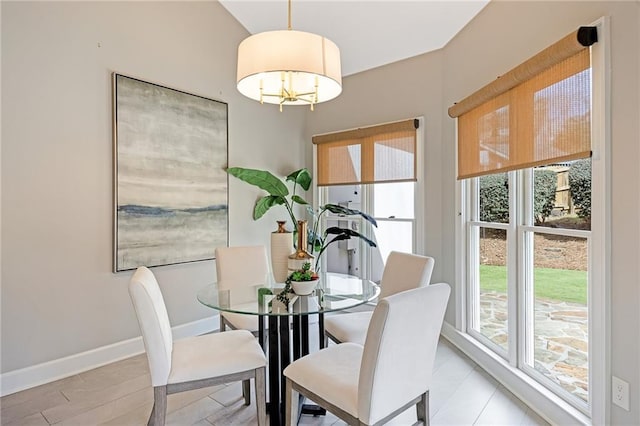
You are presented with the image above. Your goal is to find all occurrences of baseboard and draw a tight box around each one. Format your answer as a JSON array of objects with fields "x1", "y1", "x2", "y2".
[
  {"x1": 440, "y1": 322, "x2": 590, "y2": 426},
  {"x1": 0, "y1": 315, "x2": 219, "y2": 397}
]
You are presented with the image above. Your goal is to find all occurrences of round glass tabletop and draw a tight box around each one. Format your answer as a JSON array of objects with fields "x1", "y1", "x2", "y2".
[{"x1": 197, "y1": 272, "x2": 380, "y2": 316}]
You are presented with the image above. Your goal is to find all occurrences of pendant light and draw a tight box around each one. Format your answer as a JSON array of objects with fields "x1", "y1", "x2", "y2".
[{"x1": 236, "y1": 0, "x2": 342, "y2": 111}]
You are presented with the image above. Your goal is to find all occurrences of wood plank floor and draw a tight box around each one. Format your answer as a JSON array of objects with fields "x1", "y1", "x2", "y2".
[{"x1": 1, "y1": 337, "x2": 549, "y2": 425}]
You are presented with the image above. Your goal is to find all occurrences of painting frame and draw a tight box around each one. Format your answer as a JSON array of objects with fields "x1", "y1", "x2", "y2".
[{"x1": 112, "y1": 73, "x2": 228, "y2": 272}]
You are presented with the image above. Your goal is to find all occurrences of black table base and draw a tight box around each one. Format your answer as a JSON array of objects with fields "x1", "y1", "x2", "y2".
[{"x1": 258, "y1": 311, "x2": 326, "y2": 426}]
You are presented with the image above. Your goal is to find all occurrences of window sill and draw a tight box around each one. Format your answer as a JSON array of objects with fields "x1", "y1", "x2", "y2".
[{"x1": 441, "y1": 322, "x2": 591, "y2": 426}]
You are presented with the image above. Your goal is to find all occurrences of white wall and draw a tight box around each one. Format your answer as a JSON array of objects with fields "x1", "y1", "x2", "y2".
[{"x1": 1, "y1": 1, "x2": 306, "y2": 377}]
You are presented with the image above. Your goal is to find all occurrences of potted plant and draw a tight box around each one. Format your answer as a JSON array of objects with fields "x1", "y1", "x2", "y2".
[
  {"x1": 226, "y1": 166, "x2": 377, "y2": 273},
  {"x1": 285, "y1": 262, "x2": 319, "y2": 296}
]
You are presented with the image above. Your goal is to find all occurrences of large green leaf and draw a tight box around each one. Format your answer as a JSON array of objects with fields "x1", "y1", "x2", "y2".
[
  {"x1": 316, "y1": 234, "x2": 350, "y2": 262},
  {"x1": 254, "y1": 195, "x2": 285, "y2": 220},
  {"x1": 291, "y1": 195, "x2": 308, "y2": 205},
  {"x1": 286, "y1": 169, "x2": 312, "y2": 191},
  {"x1": 315, "y1": 226, "x2": 377, "y2": 268},
  {"x1": 227, "y1": 167, "x2": 289, "y2": 197},
  {"x1": 324, "y1": 227, "x2": 377, "y2": 247},
  {"x1": 323, "y1": 203, "x2": 378, "y2": 227}
]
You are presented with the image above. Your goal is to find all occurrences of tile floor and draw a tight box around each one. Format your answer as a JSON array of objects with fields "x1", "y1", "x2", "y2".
[{"x1": 1, "y1": 337, "x2": 549, "y2": 426}]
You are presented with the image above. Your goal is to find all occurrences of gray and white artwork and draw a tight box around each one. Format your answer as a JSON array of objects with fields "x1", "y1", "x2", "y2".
[{"x1": 113, "y1": 74, "x2": 228, "y2": 271}]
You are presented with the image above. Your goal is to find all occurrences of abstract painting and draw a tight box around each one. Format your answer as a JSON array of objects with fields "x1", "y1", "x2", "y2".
[{"x1": 113, "y1": 73, "x2": 228, "y2": 272}]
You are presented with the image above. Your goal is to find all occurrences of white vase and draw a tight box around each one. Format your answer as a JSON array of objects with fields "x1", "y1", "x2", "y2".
[{"x1": 271, "y1": 221, "x2": 292, "y2": 283}]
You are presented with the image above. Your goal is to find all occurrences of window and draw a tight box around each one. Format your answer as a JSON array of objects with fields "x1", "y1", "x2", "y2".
[
  {"x1": 452, "y1": 24, "x2": 607, "y2": 420},
  {"x1": 466, "y1": 165, "x2": 592, "y2": 410},
  {"x1": 372, "y1": 181, "x2": 414, "y2": 262},
  {"x1": 313, "y1": 119, "x2": 423, "y2": 281}
]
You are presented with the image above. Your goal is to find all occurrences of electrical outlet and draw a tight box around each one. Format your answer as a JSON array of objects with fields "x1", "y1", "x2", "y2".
[{"x1": 612, "y1": 376, "x2": 630, "y2": 411}]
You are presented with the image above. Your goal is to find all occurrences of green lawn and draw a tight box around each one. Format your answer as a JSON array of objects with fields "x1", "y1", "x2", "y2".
[{"x1": 479, "y1": 264, "x2": 587, "y2": 304}]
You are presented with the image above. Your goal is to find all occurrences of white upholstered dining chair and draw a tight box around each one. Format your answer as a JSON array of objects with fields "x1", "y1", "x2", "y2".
[
  {"x1": 324, "y1": 251, "x2": 435, "y2": 345},
  {"x1": 215, "y1": 245, "x2": 270, "y2": 335},
  {"x1": 128, "y1": 266, "x2": 267, "y2": 426},
  {"x1": 284, "y1": 283, "x2": 450, "y2": 426}
]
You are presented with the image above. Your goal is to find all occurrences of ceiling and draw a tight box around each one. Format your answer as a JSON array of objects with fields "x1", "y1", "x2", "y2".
[{"x1": 219, "y1": 0, "x2": 490, "y2": 77}]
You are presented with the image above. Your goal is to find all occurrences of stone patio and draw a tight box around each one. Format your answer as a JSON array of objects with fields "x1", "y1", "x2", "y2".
[{"x1": 479, "y1": 291, "x2": 588, "y2": 402}]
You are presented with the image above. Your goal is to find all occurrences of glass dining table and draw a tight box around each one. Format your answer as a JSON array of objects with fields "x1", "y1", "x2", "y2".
[{"x1": 197, "y1": 272, "x2": 380, "y2": 426}]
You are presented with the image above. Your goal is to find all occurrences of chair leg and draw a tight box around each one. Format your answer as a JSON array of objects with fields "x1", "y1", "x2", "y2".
[
  {"x1": 285, "y1": 378, "x2": 299, "y2": 426},
  {"x1": 255, "y1": 367, "x2": 267, "y2": 426},
  {"x1": 242, "y1": 379, "x2": 251, "y2": 405},
  {"x1": 148, "y1": 386, "x2": 167, "y2": 426},
  {"x1": 416, "y1": 391, "x2": 429, "y2": 426}
]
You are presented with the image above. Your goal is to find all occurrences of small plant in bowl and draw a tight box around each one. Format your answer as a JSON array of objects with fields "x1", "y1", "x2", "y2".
[
  {"x1": 288, "y1": 262, "x2": 318, "y2": 283},
  {"x1": 280, "y1": 262, "x2": 319, "y2": 297}
]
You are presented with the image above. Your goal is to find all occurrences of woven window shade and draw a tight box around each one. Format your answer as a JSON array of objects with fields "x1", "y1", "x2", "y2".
[
  {"x1": 451, "y1": 28, "x2": 595, "y2": 180},
  {"x1": 313, "y1": 119, "x2": 417, "y2": 186}
]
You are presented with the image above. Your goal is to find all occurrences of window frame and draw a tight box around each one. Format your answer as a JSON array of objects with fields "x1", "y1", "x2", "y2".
[
  {"x1": 453, "y1": 17, "x2": 609, "y2": 424},
  {"x1": 465, "y1": 167, "x2": 593, "y2": 413}
]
